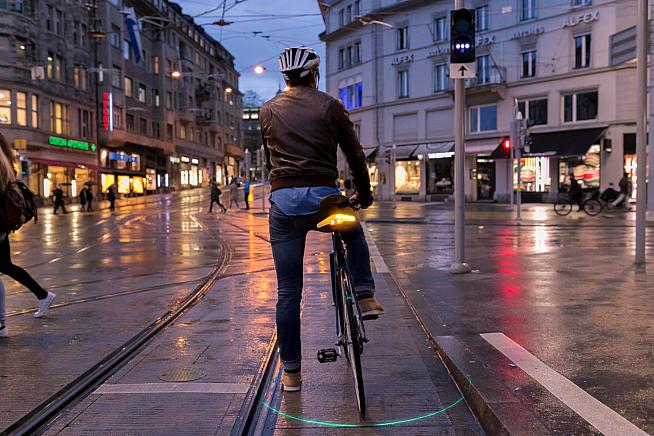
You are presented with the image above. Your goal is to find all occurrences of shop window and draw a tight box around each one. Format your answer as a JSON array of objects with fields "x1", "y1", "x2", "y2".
[
  {"x1": 31, "y1": 94, "x2": 38, "y2": 128},
  {"x1": 395, "y1": 160, "x2": 421, "y2": 194},
  {"x1": 433, "y1": 16, "x2": 447, "y2": 42},
  {"x1": 515, "y1": 157, "x2": 551, "y2": 192},
  {"x1": 16, "y1": 92, "x2": 27, "y2": 126},
  {"x1": 563, "y1": 90, "x2": 598, "y2": 123},
  {"x1": 397, "y1": 26, "x2": 408, "y2": 50},
  {"x1": 560, "y1": 151, "x2": 600, "y2": 190},
  {"x1": 469, "y1": 104, "x2": 497, "y2": 133},
  {"x1": 517, "y1": 98, "x2": 547, "y2": 125},
  {"x1": 521, "y1": 49, "x2": 537, "y2": 78},
  {"x1": 117, "y1": 175, "x2": 130, "y2": 194},
  {"x1": 427, "y1": 156, "x2": 454, "y2": 194},
  {"x1": 476, "y1": 5, "x2": 489, "y2": 32},
  {"x1": 574, "y1": 33, "x2": 591, "y2": 69},
  {"x1": 0, "y1": 89, "x2": 11, "y2": 124}
]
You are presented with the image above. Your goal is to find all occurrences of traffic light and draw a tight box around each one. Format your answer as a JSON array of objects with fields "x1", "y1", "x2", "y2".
[
  {"x1": 450, "y1": 9, "x2": 476, "y2": 64},
  {"x1": 501, "y1": 137, "x2": 511, "y2": 158},
  {"x1": 20, "y1": 159, "x2": 30, "y2": 178}
]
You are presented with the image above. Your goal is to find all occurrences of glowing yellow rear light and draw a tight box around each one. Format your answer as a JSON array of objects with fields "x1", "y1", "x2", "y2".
[{"x1": 317, "y1": 213, "x2": 357, "y2": 229}]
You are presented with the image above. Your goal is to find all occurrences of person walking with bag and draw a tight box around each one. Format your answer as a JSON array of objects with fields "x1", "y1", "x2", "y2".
[
  {"x1": 53, "y1": 184, "x2": 67, "y2": 215},
  {"x1": 79, "y1": 186, "x2": 88, "y2": 212},
  {"x1": 208, "y1": 177, "x2": 226, "y2": 213},
  {"x1": 0, "y1": 133, "x2": 56, "y2": 318},
  {"x1": 85, "y1": 186, "x2": 94, "y2": 212},
  {"x1": 106, "y1": 185, "x2": 116, "y2": 211}
]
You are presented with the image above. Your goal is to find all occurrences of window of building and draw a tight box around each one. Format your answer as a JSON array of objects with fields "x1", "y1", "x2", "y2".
[
  {"x1": 152, "y1": 55, "x2": 160, "y2": 74},
  {"x1": 353, "y1": 42, "x2": 361, "y2": 64},
  {"x1": 338, "y1": 48, "x2": 345, "y2": 69},
  {"x1": 434, "y1": 64, "x2": 449, "y2": 92},
  {"x1": 138, "y1": 83, "x2": 146, "y2": 103},
  {"x1": 113, "y1": 106, "x2": 122, "y2": 128},
  {"x1": 0, "y1": 0, "x2": 6, "y2": 9},
  {"x1": 346, "y1": 5, "x2": 352, "y2": 24},
  {"x1": 518, "y1": 98, "x2": 548, "y2": 125},
  {"x1": 153, "y1": 121, "x2": 161, "y2": 138},
  {"x1": 179, "y1": 124, "x2": 187, "y2": 139},
  {"x1": 397, "y1": 26, "x2": 408, "y2": 50},
  {"x1": 47, "y1": 53, "x2": 62, "y2": 80},
  {"x1": 563, "y1": 90, "x2": 598, "y2": 122},
  {"x1": 14, "y1": 0, "x2": 23, "y2": 13},
  {"x1": 112, "y1": 66, "x2": 121, "y2": 88},
  {"x1": 521, "y1": 49, "x2": 537, "y2": 78},
  {"x1": 167, "y1": 123, "x2": 173, "y2": 140},
  {"x1": 0, "y1": 90, "x2": 10, "y2": 124},
  {"x1": 79, "y1": 109, "x2": 90, "y2": 138},
  {"x1": 574, "y1": 33, "x2": 591, "y2": 69},
  {"x1": 73, "y1": 20, "x2": 79, "y2": 45},
  {"x1": 338, "y1": 82, "x2": 363, "y2": 110},
  {"x1": 110, "y1": 25, "x2": 120, "y2": 47},
  {"x1": 165, "y1": 91, "x2": 173, "y2": 110},
  {"x1": 50, "y1": 101, "x2": 68, "y2": 134},
  {"x1": 354, "y1": 0, "x2": 360, "y2": 17},
  {"x1": 572, "y1": 0, "x2": 591, "y2": 7},
  {"x1": 123, "y1": 40, "x2": 130, "y2": 60},
  {"x1": 398, "y1": 70, "x2": 409, "y2": 98},
  {"x1": 339, "y1": 8, "x2": 345, "y2": 27},
  {"x1": 469, "y1": 104, "x2": 497, "y2": 132},
  {"x1": 124, "y1": 77, "x2": 133, "y2": 97},
  {"x1": 16, "y1": 40, "x2": 27, "y2": 64},
  {"x1": 126, "y1": 113, "x2": 135, "y2": 131},
  {"x1": 46, "y1": 5, "x2": 53, "y2": 31},
  {"x1": 16, "y1": 92, "x2": 27, "y2": 126},
  {"x1": 521, "y1": 0, "x2": 537, "y2": 21},
  {"x1": 31, "y1": 94, "x2": 38, "y2": 128},
  {"x1": 73, "y1": 65, "x2": 87, "y2": 91},
  {"x1": 55, "y1": 9, "x2": 63, "y2": 34},
  {"x1": 139, "y1": 118, "x2": 147, "y2": 135},
  {"x1": 476, "y1": 55, "x2": 491, "y2": 84},
  {"x1": 154, "y1": 89, "x2": 160, "y2": 107},
  {"x1": 476, "y1": 5, "x2": 489, "y2": 32},
  {"x1": 434, "y1": 16, "x2": 447, "y2": 41},
  {"x1": 80, "y1": 24, "x2": 87, "y2": 48}
]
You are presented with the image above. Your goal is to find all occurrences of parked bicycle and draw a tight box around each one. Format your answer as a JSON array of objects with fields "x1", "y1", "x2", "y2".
[
  {"x1": 315, "y1": 195, "x2": 369, "y2": 415},
  {"x1": 553, "y1": 191, "x2": 603, "y2": 216}
]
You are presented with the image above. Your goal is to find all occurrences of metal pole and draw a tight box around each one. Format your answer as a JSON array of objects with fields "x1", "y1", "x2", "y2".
[
  {"x1": 509, "y1": 145, "x2": 514, "y2": 205},
  {"x1": 391, "y1": 145, "x2": 396, "y2": 209},
  {"x1": 635, "y1": 0, "x2": 648, "y2": 265},
  {"x1": 260, "y1": 145, "x2": 266, "y2": 213},
  {"x1": 449, "y1": 0, "x2": 471, "y2": 274}
]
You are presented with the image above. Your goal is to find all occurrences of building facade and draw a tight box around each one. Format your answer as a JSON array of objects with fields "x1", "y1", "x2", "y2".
[
  {"x1": 319, "y1": 0, "x2": 639, "y2": 202},
  {"x1": 242, "y1": 105, "x2": 261, "y2": 181},
  {"x1": 0, "y1": 0, "x2": 98, "y2": 202},
  {"x1": 0, "y1": 0, "x2": 243, "y2": 203}
]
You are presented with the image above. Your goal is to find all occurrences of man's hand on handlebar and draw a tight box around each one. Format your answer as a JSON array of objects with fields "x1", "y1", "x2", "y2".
[{"x1": 349, "y1": 192, "x2": 373, "y2": 210}]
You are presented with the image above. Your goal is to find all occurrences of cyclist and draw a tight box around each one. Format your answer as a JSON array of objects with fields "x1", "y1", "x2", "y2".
[{"x1": 261, "y1": 47, "x2": 385, "y2": 392}]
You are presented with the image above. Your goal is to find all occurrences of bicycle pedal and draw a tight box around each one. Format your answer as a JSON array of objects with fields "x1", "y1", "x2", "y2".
[{"x1": 317, "y1": 348, "x2": 338, "y2": 363}]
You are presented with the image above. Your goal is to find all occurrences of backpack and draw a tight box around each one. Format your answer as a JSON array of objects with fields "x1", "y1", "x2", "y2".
[{"x1": 0, "y1": 181, "x2": 38, "y2": 233}]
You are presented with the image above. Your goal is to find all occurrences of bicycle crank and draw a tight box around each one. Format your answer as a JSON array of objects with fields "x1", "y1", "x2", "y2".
[{"x1": 317, "y1": 348, "x2": 338, "y2": 363}]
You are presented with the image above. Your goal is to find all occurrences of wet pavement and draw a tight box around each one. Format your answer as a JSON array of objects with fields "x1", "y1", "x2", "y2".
[
  {"x1": 363, "y1": 201, "x2": 654, "y2": 434},
  {"x1": 1, "y1": 190, "x2": 484, "y2": 435}
]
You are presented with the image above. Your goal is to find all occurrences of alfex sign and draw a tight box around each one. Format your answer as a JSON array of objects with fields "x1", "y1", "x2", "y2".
[
  {"x1": 563, "y1": 10, "x2": 599, "y2": 28},
  {"x1": 48, "y1": 136, "x2": 97, "y2": 152},
  {"x1": 102, "y1": 91, "x2": 113, "y2": 131}
]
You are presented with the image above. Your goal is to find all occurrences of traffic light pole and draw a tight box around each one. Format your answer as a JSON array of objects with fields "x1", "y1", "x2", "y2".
[
  {"x1": 635, "y1": 0, "x2": 647, "y2": 265},
  {"x1": 449, "y1": 0, "x2": 471, "y2": 274},
  {"x1": 510, "y1": 115, "x2": 523, "y2": 223}
]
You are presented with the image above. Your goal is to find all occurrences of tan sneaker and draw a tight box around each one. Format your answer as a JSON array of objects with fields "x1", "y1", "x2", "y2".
[
  {"x1": 358, "y1": 296, "x2": 385, "y2": 319},
  {"x1": 282, "y1": 371, "x2": 301, "y2": 392}
]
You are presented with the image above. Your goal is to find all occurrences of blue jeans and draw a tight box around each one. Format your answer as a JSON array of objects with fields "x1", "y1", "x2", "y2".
[{"x1": 269, "y1": 203, "x2": 375, "y2": 372}]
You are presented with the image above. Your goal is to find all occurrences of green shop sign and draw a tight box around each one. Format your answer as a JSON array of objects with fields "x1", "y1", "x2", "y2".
[{"x1": 48, "y1": 136, "x2": 97, "y2": 152}]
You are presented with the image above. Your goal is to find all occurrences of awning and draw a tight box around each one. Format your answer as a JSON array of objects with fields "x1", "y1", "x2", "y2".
[
  {"x1": 490, "y1": 127, "x2": 607, "y2": 159},
  {"x1": 391, "y1": 141, "x2": 454, "y2": 160},
  {"x1": 31, "y1": 158, "x2": 101, "y2": 171}
]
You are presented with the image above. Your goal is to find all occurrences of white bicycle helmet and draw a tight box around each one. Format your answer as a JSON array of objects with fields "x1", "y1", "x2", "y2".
[{"x1": 279, "y1": 47, "x2": 321, "y2": 79}]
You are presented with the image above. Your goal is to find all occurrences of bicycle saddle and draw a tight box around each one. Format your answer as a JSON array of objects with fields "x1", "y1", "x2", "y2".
[{"x1": 319, "y1": 194, "x2": 350, "y2": 213}]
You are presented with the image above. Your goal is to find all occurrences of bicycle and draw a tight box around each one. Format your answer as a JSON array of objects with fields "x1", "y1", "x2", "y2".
[
  {"x1": 553, "y1": 192, "x2": 603, "y2": 216},
  {"x1": 315, "y1": 194, "x2": 369, "y2": 415}
]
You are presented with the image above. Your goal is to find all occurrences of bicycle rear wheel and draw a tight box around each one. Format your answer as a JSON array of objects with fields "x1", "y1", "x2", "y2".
[
  {"x1": 583, "y1": 198, "x2": 603, "y2": 216},
  {"x1": 339, "y1": 269, "x2": 366, "y2": 415},
  {"x1": 554, "y1": 200, "x2": 573, "y2": 216}
]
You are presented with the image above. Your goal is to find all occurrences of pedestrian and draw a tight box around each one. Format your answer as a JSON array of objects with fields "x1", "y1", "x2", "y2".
[
  {"x1": 79, "y1": 186, "x2": 88, "y2": 212},
  {"x1": 208, "y1": 177, "x2": 227, "y2": 213},
  {"x1": 244, "y1": 177, "x2": 251, "y2": 210},
  {"x1": 85, "y1": 185, "x2": 94, "y2": 211},
  {"x1": 0, "y1": 133, "x2": 56, "y2": 319},
  {"x1": 106, "y1": 184, "x2": 116, "y2": 211},
  {"x1": 53, "y1": 184, "x2": 67, "y2": 215},
  {"x1": 569, "y1": 173, "x2": 583, "y2": 211},
  {"x1": 612, "y1": 173, "x2": 632, "y2": 208},
  {"x1": 229, "y1": 178, "x2": 240, "y2": 209}
]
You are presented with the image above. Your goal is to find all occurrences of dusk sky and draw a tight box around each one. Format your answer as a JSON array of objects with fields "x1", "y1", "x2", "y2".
[{"x1": 177, "y1": 0, "x2": 326, "y2": 102}]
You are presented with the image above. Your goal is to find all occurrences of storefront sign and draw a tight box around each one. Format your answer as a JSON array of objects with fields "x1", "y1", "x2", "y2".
[
  {"x1": 427, "y1": 46, "x2": 450, "y2": 58},
  {"x1": 109, "y1": 151, "x2": 138, "y2": 163},
  {"x1": 477, "y1": 35, "x2": 495, "y2": 47},
  {"x1": 181, "y1": 156, "x2": 190, "y2": 163},
  {"x1": 48, "y1": 136, "x2": 96, "y2": 152},
  {"x1": 102, "y1": 92, "x2": 113, "y2": 132},
  {"x1": 191, "y1": 158, "x2": 199, "y2": 165},
  {"x1": 391, "y1": 53, "x2": 414, "y2": 65},
  {"x1": 563, "y1": 10, "x2": 599, "y2": 28},
  {"x1": 169, "y1": 156, "x2": 180, "y2": 164},
  {"x1": 511, "y1": 26, "x2": 545, "y2": 40},
  {"x1": 428, "y1": 152, "x2": 455, "y2": 159}
]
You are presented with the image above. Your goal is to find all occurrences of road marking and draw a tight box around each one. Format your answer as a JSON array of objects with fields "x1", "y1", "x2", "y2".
[
  {"x1": 93, "y1": 382, "x2": 250, "y2": 395},
  {"x1": 361, "y1": 222, "x2": 389, "y2": 273},
  {"x1": 481, "y1": 332, "x2": 648, "y2": 436}
]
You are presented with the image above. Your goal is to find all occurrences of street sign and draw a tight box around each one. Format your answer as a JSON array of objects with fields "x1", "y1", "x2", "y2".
[{"x1": 450, "y1": 62, "x2": 476, "y2": 79}]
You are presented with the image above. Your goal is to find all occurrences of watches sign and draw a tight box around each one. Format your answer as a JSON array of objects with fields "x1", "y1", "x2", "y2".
[{"x1": 48, "y1": 136, "x2": 96, "y2": 152}]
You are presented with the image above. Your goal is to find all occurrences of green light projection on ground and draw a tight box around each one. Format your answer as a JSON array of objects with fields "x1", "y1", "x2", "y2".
[{"x1": 261, "y1": 395, "x2": 465, "y2": 428}]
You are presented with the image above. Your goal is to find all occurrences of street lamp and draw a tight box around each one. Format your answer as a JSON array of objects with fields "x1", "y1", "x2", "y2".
[
  {"x1": 225, "y1": 87, "x2": 233, "y2": 93},
  {"x1": 170, "y1": 70, "x2": 182, "y2": 78},
  {"x1": 254, "y1": 65, "x2": 266, "y2": 75}
]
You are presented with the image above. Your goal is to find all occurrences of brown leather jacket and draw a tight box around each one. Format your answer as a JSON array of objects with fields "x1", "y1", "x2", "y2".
[{"x1": 260, "y1": 85, "x2": 370, "y2": 195}]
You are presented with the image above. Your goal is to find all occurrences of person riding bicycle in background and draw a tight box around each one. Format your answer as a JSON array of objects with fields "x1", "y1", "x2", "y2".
[
  {"x1": 569, "y1": 173, "x2": 584, "y2": 211},
  {"x1": 261, "y1": 46, "x2": 385, "y2": 392}
]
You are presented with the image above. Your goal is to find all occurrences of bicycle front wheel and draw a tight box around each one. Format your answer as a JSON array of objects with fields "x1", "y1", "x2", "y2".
[
  {"x1": 554, "y1": 200, "x2": 573, "y2": 216},
  {"x1": 340, "y1": 270, "x2": 366, "y2": 415},
  {"x1": 583, "y1": 198, "x2": 603, "y2": 216}
]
